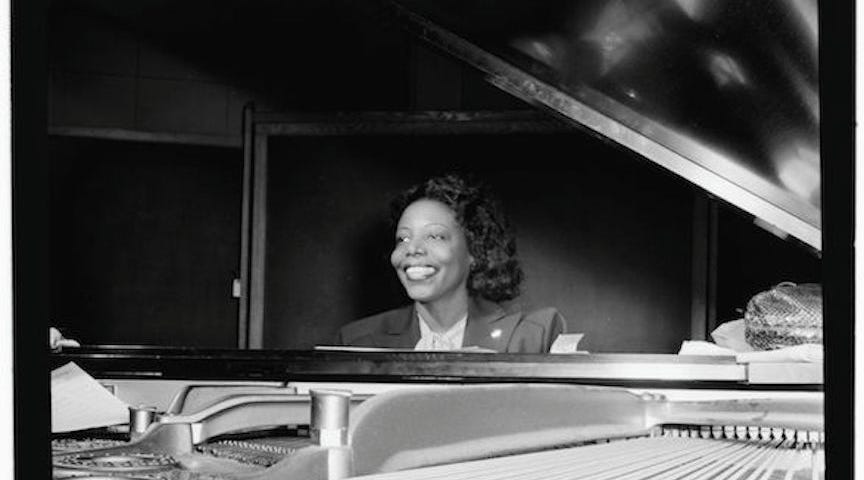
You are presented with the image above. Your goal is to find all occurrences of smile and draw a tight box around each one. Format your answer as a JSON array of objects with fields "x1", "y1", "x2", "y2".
[{"x1": 404, "y1": 266, "x2": 437, "y2": 281}]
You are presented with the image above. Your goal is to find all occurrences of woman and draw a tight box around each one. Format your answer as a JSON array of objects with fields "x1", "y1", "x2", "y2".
[{"x1": 336, "y1": 174, "x2": 566, "y2": 353}]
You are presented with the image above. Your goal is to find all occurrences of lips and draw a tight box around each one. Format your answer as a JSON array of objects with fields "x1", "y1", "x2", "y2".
[{"x1": 404, "y1": 266, "x2": 437, "y2": 281}]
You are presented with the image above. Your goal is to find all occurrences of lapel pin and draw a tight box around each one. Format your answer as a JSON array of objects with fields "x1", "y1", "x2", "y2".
[{"x1": 490, "y1": 329, "x2": 502, "y2": 339}]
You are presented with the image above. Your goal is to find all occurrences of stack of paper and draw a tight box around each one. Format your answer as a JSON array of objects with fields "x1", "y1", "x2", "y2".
[{"x1": 51, "y1": 362, "x2": 130, "y2": 433}]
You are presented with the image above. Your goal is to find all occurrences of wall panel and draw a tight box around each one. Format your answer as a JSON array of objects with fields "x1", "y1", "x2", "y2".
[{"x1": 49, "y1": 136, "x2": 242, "y2": 347}]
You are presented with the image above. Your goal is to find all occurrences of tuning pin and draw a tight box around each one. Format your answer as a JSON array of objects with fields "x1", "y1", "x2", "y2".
[
  {"x1": 770, "y1": 427, "x2": 784, "y2": 442},
  {"x1": 795, "y1": 430, "x2": 807, "y2": 447},
  {"x1": 747, "y1": 426, "x2": 759, "y2": 440}
]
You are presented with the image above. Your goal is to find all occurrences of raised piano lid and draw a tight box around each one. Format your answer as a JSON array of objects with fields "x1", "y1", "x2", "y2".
[{"x1": 388, "y1": 0, "x2": 820, "y2": 250}]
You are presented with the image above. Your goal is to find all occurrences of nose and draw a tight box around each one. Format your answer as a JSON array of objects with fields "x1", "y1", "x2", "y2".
[{"x1": 405, "y1": 237, "x2": 425, "y2": 256}]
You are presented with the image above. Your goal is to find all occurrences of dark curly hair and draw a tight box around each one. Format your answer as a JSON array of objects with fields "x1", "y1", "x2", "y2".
[{"x1": 390, "y1": 174, "x2": 523, "y2": 302}]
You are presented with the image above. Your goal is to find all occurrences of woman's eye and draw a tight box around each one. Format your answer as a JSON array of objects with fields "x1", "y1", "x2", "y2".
[
  {"x1": 395, "y1": 236, "x2": 409, "y2": 244},
  {"x1": 427, "y1": 233, "x2": 445, "y2": 241}
]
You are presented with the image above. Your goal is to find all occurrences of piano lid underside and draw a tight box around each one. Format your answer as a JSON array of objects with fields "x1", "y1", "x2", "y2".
[{"x1": 389, "y1": 0, "x2": 820, "y2": 250}]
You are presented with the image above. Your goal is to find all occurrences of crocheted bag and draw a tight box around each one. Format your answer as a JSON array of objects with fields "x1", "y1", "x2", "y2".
[{"x1": 744, "y1": 282, "x2": 822, "y2": 350}]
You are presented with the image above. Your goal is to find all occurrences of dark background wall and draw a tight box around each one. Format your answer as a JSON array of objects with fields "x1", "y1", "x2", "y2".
[
  {"x1": 46, "y1": 0, "x2": 523, "y2": 139},
  {"x1": 263, "y1": 134, "x2": 696, "y2": 353},
  {"x1": 49, "y1": 136, "x2": 242, "y2": 346}
]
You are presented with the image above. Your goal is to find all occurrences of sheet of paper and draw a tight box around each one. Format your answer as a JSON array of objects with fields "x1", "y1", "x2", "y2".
[
  {"x1": 549, "y1": 333, "x2": 587, "y2": 354},
  {"x1": 677, "y1": 340, "x2": 737, "y2": 356},
  {"x1": 51, "y1": 362, "x2": 130, "y2": 433}
]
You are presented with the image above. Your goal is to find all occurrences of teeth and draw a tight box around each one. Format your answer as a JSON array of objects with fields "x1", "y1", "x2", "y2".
[{"x1": 405, "y1": 266, "x2": 436, "y2": 280}]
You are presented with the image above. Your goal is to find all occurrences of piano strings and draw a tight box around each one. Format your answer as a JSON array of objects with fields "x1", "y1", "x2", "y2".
[{"x1": 353, "y1": 426, "x2": 824, "y2": 480}]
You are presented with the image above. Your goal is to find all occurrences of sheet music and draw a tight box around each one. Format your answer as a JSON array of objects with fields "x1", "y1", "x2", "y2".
[{"x1": 51, "y1": 362, "x2": 129, "y2": 433}]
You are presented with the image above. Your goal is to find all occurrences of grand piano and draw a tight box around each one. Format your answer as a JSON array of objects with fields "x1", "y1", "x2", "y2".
[{"x1": 44, "y1": 0, "x2": 845, "y2": 479}]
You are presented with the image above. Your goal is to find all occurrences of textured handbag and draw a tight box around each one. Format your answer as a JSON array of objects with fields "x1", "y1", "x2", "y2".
[{"x1": 744, "y1": 282, "x2": 822, "y2": 350}]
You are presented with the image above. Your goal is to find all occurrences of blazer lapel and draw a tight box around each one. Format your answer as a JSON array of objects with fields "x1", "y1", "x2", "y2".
[
  {"x1": 463, "y1": 298, "x2": 517, "y2": 351},
  {"x1": 377, "y1": 305, "x2": 421, "y2": 348}
]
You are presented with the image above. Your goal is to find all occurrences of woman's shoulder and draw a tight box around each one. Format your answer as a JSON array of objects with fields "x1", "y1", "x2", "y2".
[
  {"x1": 496, "y1": 299, "x2": 562, "y2": 318},
  {"x1": 495, "y1": 301, "x2": 566, "y2": 332},
  {"x1": 523, "y1": 305, "x2": 564, "y2": 326},
  {"x1": 483, "y1": 300, "x2": 565, "y2": 352}
]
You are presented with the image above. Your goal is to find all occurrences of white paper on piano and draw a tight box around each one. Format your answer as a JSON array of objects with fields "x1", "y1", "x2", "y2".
[
  {"x1": 52, "y1": 362, "x2": 129, "y2": 433},
  {"x1": 677, "y1": 340, "x2": 737, "y2": 357},
  {"x1": 549, "y1": 333, "x2": 587, "y2": 354}
]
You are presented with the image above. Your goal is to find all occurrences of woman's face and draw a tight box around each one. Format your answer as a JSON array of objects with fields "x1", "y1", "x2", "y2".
[{"x1": 391, "y1": 199, "x2": 473, "y2": 305}]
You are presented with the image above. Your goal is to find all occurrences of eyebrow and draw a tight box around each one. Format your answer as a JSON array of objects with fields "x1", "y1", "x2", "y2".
[{"x1": 396, "y1": 223, "x2": 451, "y2": 231}]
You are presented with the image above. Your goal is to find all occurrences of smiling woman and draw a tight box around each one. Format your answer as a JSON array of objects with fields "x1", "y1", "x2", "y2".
[{"x1": 335, "y1": 174, "x2": 567, "y2": 353}]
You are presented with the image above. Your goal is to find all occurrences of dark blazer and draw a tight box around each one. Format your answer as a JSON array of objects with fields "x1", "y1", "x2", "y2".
[{"x1": 336, "y1": 297, "x2": 566, "y2": 353}]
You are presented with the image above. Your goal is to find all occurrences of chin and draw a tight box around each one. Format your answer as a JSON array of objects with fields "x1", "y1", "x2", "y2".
[{"x1": 403, "y1": 285, "x2": 438, "y2": 303}]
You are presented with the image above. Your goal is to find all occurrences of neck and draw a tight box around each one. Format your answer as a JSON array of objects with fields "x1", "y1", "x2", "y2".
[{"x1": 416, "y1": 291, "x2": 469, "y2": 332}]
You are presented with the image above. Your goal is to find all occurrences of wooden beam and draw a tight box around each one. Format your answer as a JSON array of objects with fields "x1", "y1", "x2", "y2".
[
  {"x1": 237, "y1": 105, "x2": 254, "y2": 348},
  {"x1": 251, "y1": 110, "x2": 571, "y2": 136},
  {"x1": 248, "y1": 132, "x2": 269, "y2": 349},
  {"x1": 49, "y1": 126, "x2": 241, "y2": 148}
]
